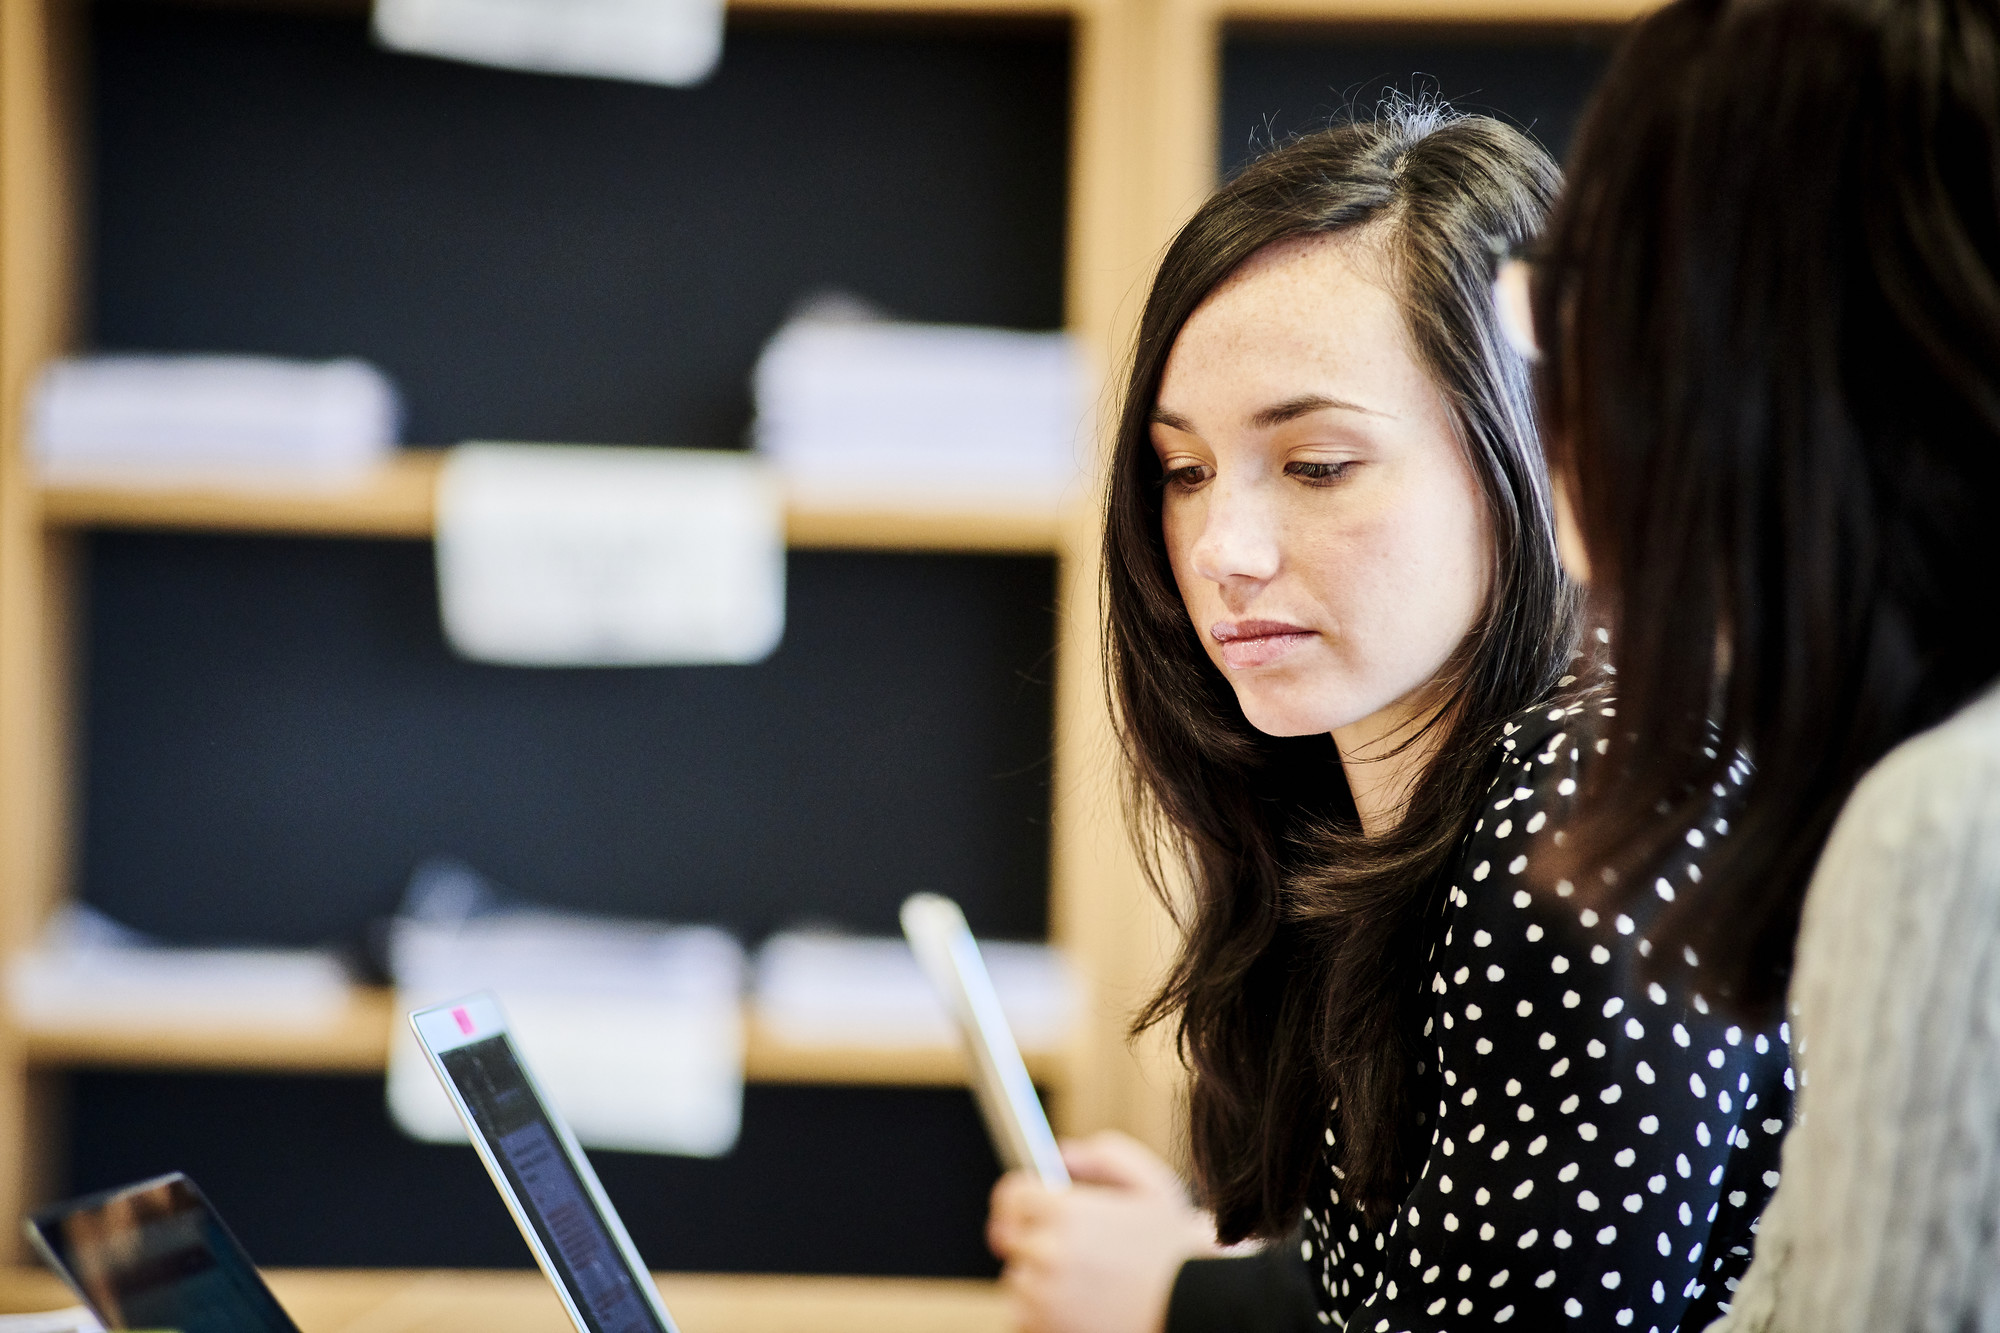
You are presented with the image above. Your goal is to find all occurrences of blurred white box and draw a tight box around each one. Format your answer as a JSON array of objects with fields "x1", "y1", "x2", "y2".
[
  {"x1": 388, "y1": 910, "x2": 746, "y2": 1157},
  {"x1": 434, "y1": 443, "x2": 785, "y2": 668}
]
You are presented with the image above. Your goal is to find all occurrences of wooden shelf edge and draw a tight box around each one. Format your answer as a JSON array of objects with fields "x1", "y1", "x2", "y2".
[
  {"x1": 785, "y1": 500, "x2": 1064, "y2": 553},
  {"x1": 37, "y1": 452, "x2": 1068, "y2": 553},
  {"x1": 0, "y1": 1267, "x2": 1013, "y2": 1333},
  {"x1": 212, "y1": 0, "x2": 1094, "y2": 17},
  {"x1": 1215, "y1": 0, "x2": 1656, "y2": 20},
  {"x1": 16, "y1": 988, "x2": 400, "y2": 1073},
  {"x1": 733, "y1": 0, "x2": 1089, "y2": 17},
  {"x1": 743, "y1": 1016, "x2": 1071, "y2": 1087},
  {"x1": 38, "y1": 454, "x2": 441, "y2": 538},
  {"x1": 13, "y1": 989, "x2": 1072, "y2": 1087}
]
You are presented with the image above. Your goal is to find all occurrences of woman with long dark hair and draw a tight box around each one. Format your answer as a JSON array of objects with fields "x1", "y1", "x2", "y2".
[
  {"x1": 1529, "y1": 0, "x2": 2000, "y2": 1326},
  {"x1": 990, "y1": 108, "x2": 1790, "y2": 1332}
]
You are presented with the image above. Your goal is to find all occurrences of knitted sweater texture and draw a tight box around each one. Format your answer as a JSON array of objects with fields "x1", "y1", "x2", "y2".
[{"x1": 1712, "y1": 685, "x2": 2000, "y2": 1332}]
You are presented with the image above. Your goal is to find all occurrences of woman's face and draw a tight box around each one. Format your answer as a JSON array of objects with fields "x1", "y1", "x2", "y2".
[{"x1": 1153, "y1": 231, "x2": 1494, "y2": 743}]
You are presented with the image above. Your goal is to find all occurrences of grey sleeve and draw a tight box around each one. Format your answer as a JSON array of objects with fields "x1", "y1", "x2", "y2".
[{"x1": 1710, "y1": 701, "x2": 2000, "y2": 1333}]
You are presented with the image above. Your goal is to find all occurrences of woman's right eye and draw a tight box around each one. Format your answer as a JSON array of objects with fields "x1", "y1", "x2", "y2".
[{"x1": 1162, "y1": 463, "x2": 1212, "y2": 490}]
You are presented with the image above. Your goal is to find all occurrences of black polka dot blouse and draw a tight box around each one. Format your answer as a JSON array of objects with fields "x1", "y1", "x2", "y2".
[{"x1": 1302, "y1": 697, "x2": 1794, "y2": 1332}]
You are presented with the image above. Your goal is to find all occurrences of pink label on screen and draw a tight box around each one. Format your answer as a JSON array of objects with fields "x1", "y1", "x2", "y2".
[{"x1": 453, "y1": 1007, "x2": 475, "y2": 1035}]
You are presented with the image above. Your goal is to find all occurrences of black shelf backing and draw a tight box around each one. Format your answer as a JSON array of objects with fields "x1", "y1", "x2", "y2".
[
  {"x1": 1220, "y1": 29, "x2": 1614, "y2": 176},
  {"x1": 79, "y1": 536, "x2": 1057, "y2": 948},
  {"x1": 66, "y1": 1072, "x2": 1005, "y2": 1276}
]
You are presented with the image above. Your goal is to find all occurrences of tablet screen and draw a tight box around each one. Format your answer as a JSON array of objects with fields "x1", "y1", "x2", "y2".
[{"x1": 436, "y1": 1030, "x2": 671, "y2": 1333}]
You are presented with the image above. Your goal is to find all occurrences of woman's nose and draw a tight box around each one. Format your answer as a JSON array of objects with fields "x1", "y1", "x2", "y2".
[{"x1": 1189, "y1": 479, "x2": 1281, "y2": 586}]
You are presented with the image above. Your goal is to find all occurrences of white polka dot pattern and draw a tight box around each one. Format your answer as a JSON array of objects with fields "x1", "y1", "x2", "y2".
[{"x1": 1302, "y1": 697, "x2": 1793, "y2": 1332}]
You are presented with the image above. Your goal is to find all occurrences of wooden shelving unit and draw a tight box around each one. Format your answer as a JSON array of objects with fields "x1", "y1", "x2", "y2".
[
  {"x1": 0, "y1": 0, "x2": 1650, "y2": 1276},
  {"x1": 0, "y1": 0, "x2": 1180, "y2": 1260}
]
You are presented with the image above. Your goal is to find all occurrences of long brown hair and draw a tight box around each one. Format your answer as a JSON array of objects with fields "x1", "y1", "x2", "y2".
[
  {"x1": 1535, "y1": 0, "x2": 2000, "y2": 1015},
  {"x1": 1106, "y1": 108, "x2": 1580, "y2": 1239}
]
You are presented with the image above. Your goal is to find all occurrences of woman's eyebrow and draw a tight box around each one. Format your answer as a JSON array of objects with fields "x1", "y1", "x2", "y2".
[
  {"x1": 1149, "y1": 394, "x2": 1388, "y2": 435},
  {"x1": 1251, "y1": 393, "x2": 1390, "y2": 427}
]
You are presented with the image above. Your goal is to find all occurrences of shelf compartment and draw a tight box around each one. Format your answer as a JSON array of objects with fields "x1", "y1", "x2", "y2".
[
  {"x1": 37, "y1": 451, "x2": 1067, "y2": 553},
  {"x1": 16, "y1": 986, "x2": 1072, "y2": 1088}
]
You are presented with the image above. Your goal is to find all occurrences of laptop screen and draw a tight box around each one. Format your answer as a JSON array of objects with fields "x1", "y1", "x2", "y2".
[{"x1": 434, "y1": 1027, "x2": 672, "y2": 1333}]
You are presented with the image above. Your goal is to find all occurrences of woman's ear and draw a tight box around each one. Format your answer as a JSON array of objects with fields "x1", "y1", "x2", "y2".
[
  {"x1": 1551, "y1": 472, "x2": 1594, "y2": 586},
  {"x1": 1493, "y1": 258, "x2": 1542, "y2": 362}
]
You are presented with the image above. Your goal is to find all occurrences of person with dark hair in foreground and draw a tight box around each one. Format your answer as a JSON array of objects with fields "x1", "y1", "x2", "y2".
[
  {"x1": 1528, "y1": 0, "x2": 2000, "y2": 1328},
  {"x1": 988, "y1": 108, "x2": 1789, "y2": 1333}
]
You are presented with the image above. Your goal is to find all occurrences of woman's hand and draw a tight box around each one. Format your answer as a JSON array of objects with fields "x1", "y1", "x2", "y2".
[{"x1": 986, "y1": 1130, "x2": 1222, "y2": 1333}]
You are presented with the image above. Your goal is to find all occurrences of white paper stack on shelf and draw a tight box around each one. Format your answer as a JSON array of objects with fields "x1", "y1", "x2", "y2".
[
  {"x1": 751, "y1": 305, "x2": 1091, "y2": 507},
  {"x1": 387, "y1": 886, "x2": 746, "y2": 1157},
  {"x1": 5, "y1": 905, "x2": 353, "y2": 1033},
  {"x1": 373, "y1": 0, "x2": 723, "y2": 88},
  {"x1": 752, "y1": 930, "x2": 1077, "y2": 1050},
  {"x1": 29, "y1": 354, "x2": 400, "y2": 486}
]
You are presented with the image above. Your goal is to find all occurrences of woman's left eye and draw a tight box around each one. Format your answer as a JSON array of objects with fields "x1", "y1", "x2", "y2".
[{"x1": 1285, "y1": 460, "x2": 1353, "y2": 485}]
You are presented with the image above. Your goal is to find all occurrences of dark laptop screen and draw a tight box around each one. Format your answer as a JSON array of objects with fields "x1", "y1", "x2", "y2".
[{"x1": 29, "y1": 1173, "x2": 300, "y2": 1333}]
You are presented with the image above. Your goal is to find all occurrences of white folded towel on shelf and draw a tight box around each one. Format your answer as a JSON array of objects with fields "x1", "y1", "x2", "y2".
[
  {"x1": 751, "y1": 305, "x2": 1092, "y2": 506},
  {"x1": 752, "y1": 930, "x2": 1077, "y2": 1050},
  {"x1": 434, "y1": 443, "x2": 785, "y2": 668},
  {"x1": 5, "y1": 905, "x2": 352, "y2": 1032},
  {"x1": 29, "y1": 355, "x2": 399, "y2": 483},
  {"x1": 373, "y1": 0, "x2": 723, "y2": 88},
  {"x1": 387, "y1": 909, "x2": 746, "y2": 1157}
]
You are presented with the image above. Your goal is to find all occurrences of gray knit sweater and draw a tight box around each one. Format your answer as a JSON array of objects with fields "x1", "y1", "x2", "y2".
[{"x1": 1710, "y1": 684, "x2": 2000, "y2": 1332}]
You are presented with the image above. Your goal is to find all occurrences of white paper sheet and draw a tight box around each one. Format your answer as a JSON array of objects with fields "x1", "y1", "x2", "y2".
[
  {"x1": 6, "y1": 906, "x2": 352, "y2": 1032},
  {"x1": 752, "y1": 931, "x2": 1076, "y2": 1050},
  {"x1": 752, "y1": 309, "x2": 1091, "y2": 505},
  {"x1": 30, "y1": 355, "x2": 399, "y2": 483},
  {"x1": 434, "y1": 443, "x2": 785, "y2": 667},
  {"x1": 388, "y1": 912, "x2": 746, "y2": 1157},
  {"x1": 374, "y1": 0, "x2": 723, "y2": 87}
]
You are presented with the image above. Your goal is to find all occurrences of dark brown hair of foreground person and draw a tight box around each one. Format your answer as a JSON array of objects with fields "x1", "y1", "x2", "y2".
[
  {"x1": 1104, "y1": 110, "x2": 1580, "y2": 1240},
  {"x1": 1536, "y1": 0, "x2": 2000, "y2": 1014}
]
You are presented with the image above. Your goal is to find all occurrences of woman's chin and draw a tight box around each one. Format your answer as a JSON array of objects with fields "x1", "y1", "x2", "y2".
[{"x1": 1234, "y1": 691, "x2": 1350, "y2": 740}]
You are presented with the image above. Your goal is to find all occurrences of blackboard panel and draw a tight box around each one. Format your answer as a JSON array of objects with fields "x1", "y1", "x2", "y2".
[
  {"x1": 89, "y1": 2, "x2": 1071, "y2": 448},
  {"x1": 1220, "y1": 29, "x2": 1614, "y2": 175},
  {"x1": 79, "y1": 535, "x2": 1056, "y2": 948},
  {"x1": 65, "y1": 1072, "x2": 1003, "y2": 1275}
]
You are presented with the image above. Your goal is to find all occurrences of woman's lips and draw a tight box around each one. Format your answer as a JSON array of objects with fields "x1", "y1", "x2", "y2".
[{"x1": 1211, "y1": 619, "x2": 1316, "y2": 669}]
